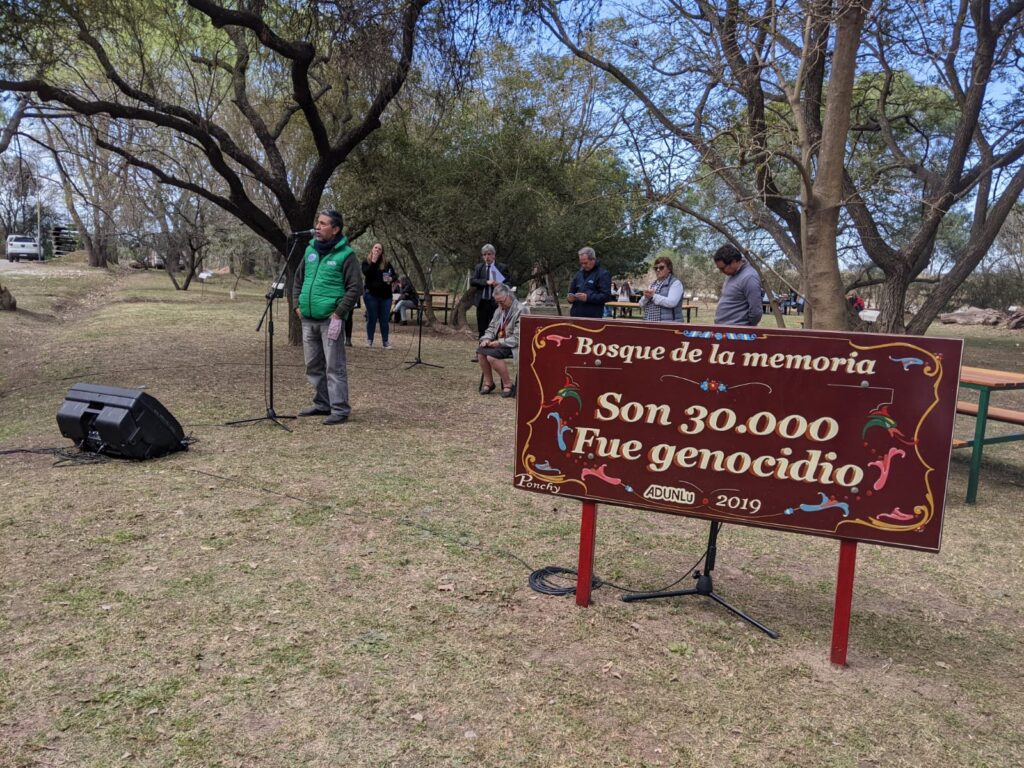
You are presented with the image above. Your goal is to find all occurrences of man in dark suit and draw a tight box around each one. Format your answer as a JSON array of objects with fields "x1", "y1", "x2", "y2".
[{"x1": 470, "y1": 243, "x2": 510, "y2": 350}]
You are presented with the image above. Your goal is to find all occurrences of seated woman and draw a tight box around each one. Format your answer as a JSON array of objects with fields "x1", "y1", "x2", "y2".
[
  {"x1": 393, "y1": 276, "x2": 419, "y2": 325},
  {"x1": 477, "y1": 283, "x2": 523, "y2": 398}
]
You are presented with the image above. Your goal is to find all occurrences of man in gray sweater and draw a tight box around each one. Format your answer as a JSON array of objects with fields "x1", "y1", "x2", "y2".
[{"x1": 713, "y1": 245, "x2": 764, "y2": 327}]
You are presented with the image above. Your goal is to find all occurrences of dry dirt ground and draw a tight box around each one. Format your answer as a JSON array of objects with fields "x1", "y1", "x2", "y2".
[{"x1": 1, "y1": 265, "x2": 1022, "y2": 768}]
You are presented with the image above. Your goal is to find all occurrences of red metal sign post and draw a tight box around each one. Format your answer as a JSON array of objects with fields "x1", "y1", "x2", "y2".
[
  {"x1": 831, "y1": 539, "x2": 859, "y2": 665},
  {"x1": 575, "y1": 501, "x2": 597, "y2": 607}
]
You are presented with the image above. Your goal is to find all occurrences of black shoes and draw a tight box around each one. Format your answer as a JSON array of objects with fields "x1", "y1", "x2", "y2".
[{"x1": 298, "y1": 406, "x2": 348, "y2": 423}]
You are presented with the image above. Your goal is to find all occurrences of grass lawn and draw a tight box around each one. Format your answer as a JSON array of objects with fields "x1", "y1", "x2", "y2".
[{"x1": 1, "y1": 262, "x2": 1022, "y2": 767}]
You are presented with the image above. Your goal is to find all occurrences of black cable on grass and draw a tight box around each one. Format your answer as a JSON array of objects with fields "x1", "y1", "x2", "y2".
[
  {"x1": 526, "y1": 546, "x2": 710, "y2": 598},
  {"x1": 1, "y1": 430, "x2": 195, "y2": 466},
  {"x1": 0, "y1": 447, "x2": 111, "y2": 466},
  {"x1": 606, "y1": 549, "x2": 710, "y2": 595},
  {"x1": 529, "y1": 566, "x2": 602, "y2": 596}
]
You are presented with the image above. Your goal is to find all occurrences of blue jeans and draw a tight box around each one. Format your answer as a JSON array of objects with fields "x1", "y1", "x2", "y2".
[{"x1": 364, "y1": 293, "x2": 392, "y2": 344}]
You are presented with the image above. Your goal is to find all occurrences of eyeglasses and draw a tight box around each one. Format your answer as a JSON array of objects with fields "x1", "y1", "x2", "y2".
[{"x1": 654, "y1": 265, "x2": 668, "y2": 271}]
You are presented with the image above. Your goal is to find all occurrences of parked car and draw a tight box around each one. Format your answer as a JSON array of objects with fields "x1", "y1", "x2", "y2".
[{"x1": 6, "y1": 235, "x2": 42, "y2": 262}]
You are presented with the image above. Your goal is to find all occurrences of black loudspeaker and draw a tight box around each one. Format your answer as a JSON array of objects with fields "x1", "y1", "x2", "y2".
[{"x1": 57, "y1": 383, "x2": 187, "y2": 460}]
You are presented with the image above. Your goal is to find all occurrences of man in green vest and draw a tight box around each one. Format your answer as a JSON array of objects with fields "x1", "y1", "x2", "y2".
[{"x1": 291, "y1": 209, "x2": 362, "y2": 424}]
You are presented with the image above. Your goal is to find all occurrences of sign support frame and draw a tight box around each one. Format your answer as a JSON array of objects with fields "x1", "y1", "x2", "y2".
[
  {"x1": 830, "y1": 539, "x2": 858, "y2": 666},
  {"x1": 575, "y1": 501, "x2": 597, "y2": 607}
]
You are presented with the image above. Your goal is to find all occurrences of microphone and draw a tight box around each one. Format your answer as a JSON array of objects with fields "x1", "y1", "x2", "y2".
[{"x1": 290, "y1": 228, "x2": 315, "y2": 236}]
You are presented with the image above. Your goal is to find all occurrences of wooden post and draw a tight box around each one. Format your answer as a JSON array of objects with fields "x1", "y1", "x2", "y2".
[
  {"x1": 575, "y1": 501, "x2": 597, "y2": 607},
  {"x1": 830, "y1": 539, "x2": 858, "y2": 666}
]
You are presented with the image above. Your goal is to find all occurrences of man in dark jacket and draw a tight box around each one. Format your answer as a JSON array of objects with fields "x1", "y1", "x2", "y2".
[
  {"x1": 291, "y1": 209, "x2": 363, "y2": 424},
  {"x1": 567, "y1": 246, "x2": 613, "y2": 318},
  {"x1": 470, "y1": 243, "x2": 510, "y2": 338}
]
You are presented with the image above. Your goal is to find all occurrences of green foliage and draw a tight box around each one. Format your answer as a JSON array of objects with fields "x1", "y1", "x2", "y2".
[
  {"x1": 342, "y1": 45, "x2": 658, "y2": 292},
  {"x1": 953, "y1": 215, "x2": 1024, "y2": 311},
  {"x1": 845, "y1": 70, "x2": 965, "y2": 243},
  {"x1": 955, "y1": 268, "x2": 1024, "y2": 312}
]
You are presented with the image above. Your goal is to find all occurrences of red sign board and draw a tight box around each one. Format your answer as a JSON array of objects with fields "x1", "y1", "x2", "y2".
[{"x1": 514, "y1": 317, "x2": 963, "y2": 552}]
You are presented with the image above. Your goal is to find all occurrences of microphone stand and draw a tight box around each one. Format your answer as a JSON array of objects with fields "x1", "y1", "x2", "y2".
[
  {"x1": 405, "y1": 255, "x2": 443, "y2": 370},
  {"x1": 622, "y1": 521, "x2": 778, "y2": 637},
  {"x1": 405, "y1": 302, "x2": 443, "y2": 370},
  {"x1": 226, "y1": 234, "x2": 305, "y2": 431}
]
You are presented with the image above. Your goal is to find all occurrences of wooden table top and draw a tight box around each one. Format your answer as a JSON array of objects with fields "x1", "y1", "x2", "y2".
[
  {"x1": 960, "y1": 366, "x2": 1024, "y2": 389},
  {"x1": 606, "y1": 301, "x2": 699, "y2": 308}
]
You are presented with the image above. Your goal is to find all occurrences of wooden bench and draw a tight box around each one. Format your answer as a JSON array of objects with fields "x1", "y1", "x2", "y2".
[
  {"x1": 394, "y1": 292, "x2": 454, "y2": 325},
  {"x1": 956, "y1": 400, "x2": 1024, "y2": 426},
  {"x1": 954, "y1": 367, "x2": 1024, "y2": 503}
]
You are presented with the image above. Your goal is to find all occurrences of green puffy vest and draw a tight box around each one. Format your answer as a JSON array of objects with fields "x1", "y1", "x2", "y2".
[{"x1": 298, "y1": 238, "x2": 353, "y2": 320}]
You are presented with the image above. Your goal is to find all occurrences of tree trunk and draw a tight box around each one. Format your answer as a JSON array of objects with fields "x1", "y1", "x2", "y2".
[
  {"x1": 397, "y1": 239, "x2": 436, "y2": 326},
  {"x1": 452, "y1": 291, "x2": 474, "y2": 330},
  {"x1": 79, "y1": 230, "x2": 99, "y2": 268},
  {"x1": 874, "y1": 269, "x2": 912, "y2": 334},
  {"x1": 802, "y1": 0, "x2": 871, "y2": 330},
  {"x1": 51, "y1": 141, "x2": 101, "y2": 269},
  {"x1": 545, "y1": 273, "x2": 564, "y2": 316},
  {"x1": 94, "y1": 212, "x2": 116, "y2": 267},
  {"x1": 165, "y1": 258, "x2": 182, "y2": 290},
  {"x1": 181, "y1": 250, "x2": 197, "y2": 290},
  {"x1": 802, "y1": 207, "x2": 848, "y2": 329}
]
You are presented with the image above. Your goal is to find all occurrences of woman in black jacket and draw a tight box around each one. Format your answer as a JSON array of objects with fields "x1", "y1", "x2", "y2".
[{"x1": 361, "y1": 243, "x2": 398, "y2": 348}]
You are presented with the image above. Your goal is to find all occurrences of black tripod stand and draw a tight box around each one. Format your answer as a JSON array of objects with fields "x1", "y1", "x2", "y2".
[
  {"x1": 622, "y1": 521, "x2": 778, "y2": 638},
  {"x1": 405, "y1": 303, "x2": 443, "y2": 370},
  {"x1": 226, "y1": 240, "x2": 301, "y2": 432}
]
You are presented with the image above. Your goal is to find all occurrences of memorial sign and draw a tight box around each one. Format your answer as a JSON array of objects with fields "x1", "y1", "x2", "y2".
[{"x1": 514, "y1": 317, "x2": 963, "y2": 553}]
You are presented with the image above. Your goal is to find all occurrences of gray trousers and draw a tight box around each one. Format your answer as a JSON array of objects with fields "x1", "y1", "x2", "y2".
[{"x1": 301, "y1": 318, "x2": 351, "y2": 417}]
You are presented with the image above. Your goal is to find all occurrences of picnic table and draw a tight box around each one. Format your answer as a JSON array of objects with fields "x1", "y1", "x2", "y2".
[
  {"x1": 422, "y1": 292, "x2": 453, "y2": 324},
  {"x1": 955, "y1": 366, "x2": 1024, "y2": 503},
  {"x1": 607, "y1": 301, "x2": 698, "y2": 322},
  {"x1": 607, "y1": 300, "x2": 640, "y2": 318},
  {"x1": 763, "y1": 295, "x2": 804, "y2": 315}
]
